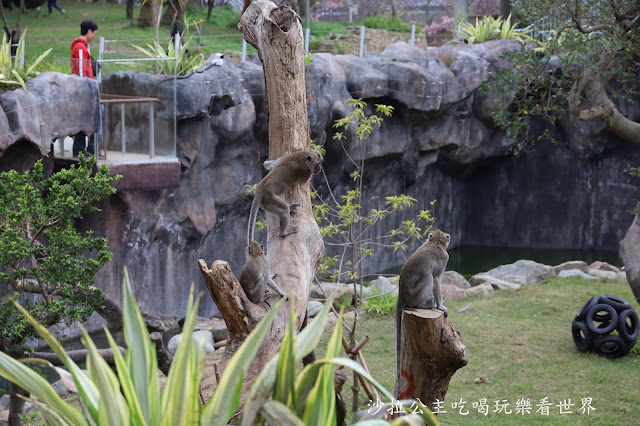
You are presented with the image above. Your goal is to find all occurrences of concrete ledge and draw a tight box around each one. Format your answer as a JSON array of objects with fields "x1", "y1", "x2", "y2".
[{"x1": 104, "y1": 158, "x2": 181, "y2": 191}]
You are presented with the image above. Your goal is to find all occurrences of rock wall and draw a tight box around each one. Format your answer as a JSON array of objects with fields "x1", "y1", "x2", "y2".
[{"x1": 1, "y1": 40, "x2": 638, "y2": 320}]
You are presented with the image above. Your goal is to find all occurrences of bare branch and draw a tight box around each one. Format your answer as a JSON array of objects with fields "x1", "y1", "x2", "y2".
[{"x1": 28, "y1": 347, "x2": 126, "y2": 366}]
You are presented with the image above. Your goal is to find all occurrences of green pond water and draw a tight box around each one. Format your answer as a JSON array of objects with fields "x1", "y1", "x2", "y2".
[
  {"x1": 448, "y1": 246, "x2": 622, "y2": 279},
  {"x1": 383, "y1": 246, "x2": 622, "y2": 279}
]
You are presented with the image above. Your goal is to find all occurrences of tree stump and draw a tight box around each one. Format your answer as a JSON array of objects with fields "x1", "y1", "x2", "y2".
[
  {"x1": 199, "y1": 0, "x2": 323, "y2": 402},
  {"x1": 396, "y1": 309, "x2": 467, "y2": 410}
]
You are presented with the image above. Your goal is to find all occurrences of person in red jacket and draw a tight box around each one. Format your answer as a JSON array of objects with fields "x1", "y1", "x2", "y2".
[{"x1": 71, "y1": 20, "x2": 98, "y2": 156}]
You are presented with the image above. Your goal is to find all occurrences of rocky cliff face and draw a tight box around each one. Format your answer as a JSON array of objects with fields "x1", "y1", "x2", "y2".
[{"x1": 1, "y1": 40, "x2": 638, "y2": 319}]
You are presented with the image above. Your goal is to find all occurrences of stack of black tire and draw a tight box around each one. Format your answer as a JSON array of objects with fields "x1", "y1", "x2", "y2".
[{"x1": 572, "y1": 294, "x2": 639, "y2": 358}]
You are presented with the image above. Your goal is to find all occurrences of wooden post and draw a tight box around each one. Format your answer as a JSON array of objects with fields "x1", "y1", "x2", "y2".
[{"x1": 396, "y1": 309, "x2": 467, "y2": 410}]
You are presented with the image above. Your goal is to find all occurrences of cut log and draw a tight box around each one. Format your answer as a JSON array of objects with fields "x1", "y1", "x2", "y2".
[
  {"x1": 396, "y1": 308, "x2": 467, "y2": 411},
  {"x1": 29, "y1": 347, "x2": 127, "y2": 366}
]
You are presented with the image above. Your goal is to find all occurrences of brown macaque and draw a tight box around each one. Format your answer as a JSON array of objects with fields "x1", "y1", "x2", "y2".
[
  {"x1": 247, "y1": 149, "x2": 323, "y2": 246},
  {"x1": 395, "y1": 230, "x2": 450, "y2": 380},
  {"x1": 239, "y1": 241, "x2": 288, "y2": 303}
]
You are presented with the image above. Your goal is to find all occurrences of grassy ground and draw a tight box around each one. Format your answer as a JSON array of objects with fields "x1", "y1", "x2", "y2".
[
  {"x1": 7, "y1": 1, "x2": 351, "y2": 71},
  {"x1": 326, "y1": 276, "x2": 640, "y2": 424}
]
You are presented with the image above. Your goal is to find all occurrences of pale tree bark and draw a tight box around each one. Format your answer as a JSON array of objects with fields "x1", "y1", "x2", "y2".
[
  {"x1": 199, "y1": 0, "x2": 323, "y2": 401},
  {"x1": 568, "y1": 57, "x2": 640, "y2": 146},
  {"x1": 620, "y1": 202, "x2": 640, "y2": 305}
]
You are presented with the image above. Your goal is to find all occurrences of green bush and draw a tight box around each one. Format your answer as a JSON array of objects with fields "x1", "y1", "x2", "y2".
[
  {"x1": 132, "y1": 38, "x2": 205, "y2": 76},
  {"x1": 208, "y1": 4, "x2": 240, "y2": 28},
  {"x1": 0, "y1": 275, "x2": 437, "y2": 424},
  {"x1": 455, "y1": 14, "x2": 534, "y2": 44},
  {"x1": 0, "y1": 29, "x2": 51, "y2": 92},
  {"x1": 363, "y1": 288, "x2": 398, "y2": 316},
  {"x1": 362, "y1": 15, "x2": 412, "y2": 32}
]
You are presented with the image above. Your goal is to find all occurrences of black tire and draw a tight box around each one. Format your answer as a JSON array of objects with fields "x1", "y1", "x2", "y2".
[
  {"x1": 572, "y1": 320, "x2": 593, "y2": 352},
  {"x1": 576, "y1": 296, "x2": 598, "y2": 321},
  {"x1": 600, "y1": 294, "x2": 631, "y2": 312},
  {"x1": 586, "y1": 304, "x2": 618, "y2": 334},
  {"x1": 593, "y1": 334, "x2": 627, "y2": 358},
  {"x1": 617, "y1": 309, "x2": 640, "y2": 341}
]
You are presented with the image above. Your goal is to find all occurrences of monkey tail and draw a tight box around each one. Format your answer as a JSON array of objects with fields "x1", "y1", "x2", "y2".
[
  {"x1": 395, "y1": 301, "x2": 403, "y2": 398},
  {"x1": 248, "y1": 194, "x2": 261, "y2": 247}
]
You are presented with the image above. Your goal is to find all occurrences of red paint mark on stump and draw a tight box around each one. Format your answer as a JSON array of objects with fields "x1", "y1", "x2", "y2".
[{"x1": 398, "y1": 369, "x2": 415, "y2": 399}]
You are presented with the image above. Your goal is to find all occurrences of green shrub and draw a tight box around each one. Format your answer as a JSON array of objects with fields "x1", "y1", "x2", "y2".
[
  {"x1": 363, "y1": 288, "x2": 398, "y2": 316},
  {"x1": 132, "y1": 38, "x2": 205, "y2": 76},
  {"x1": 455, "y1": 14, "x2": 534, "y2": 44},
  {"x1": 362, "y1": 15, "x2": 413, "y2": 32},
  {"x1": 0, "y1": 29, "x2": 51, "y2": 92},
  {"x1": 0, "y1": 275, "x2": 438, "y2": 424},
  {"x1": 208, "y1": 4, "x2": 240, "y2": 28}
]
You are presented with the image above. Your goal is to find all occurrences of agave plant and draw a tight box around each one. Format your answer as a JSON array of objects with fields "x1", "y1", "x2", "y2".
[
  {"x1": 0, "y1": 270, "x2": 438, "y2": 425},
  {"x1": 455, "y1": 14, "x2": 535, "y2": 45},
  {"x1": 131, "y1": 38, "x2": 205, "y2": 76},
  {"x1": 0, "y1": 29, "x2": 52, "y2": 92}
]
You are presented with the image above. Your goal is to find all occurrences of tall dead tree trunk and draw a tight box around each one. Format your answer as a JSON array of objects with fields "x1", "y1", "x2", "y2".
[
  {"x1": 396, "y1": 309, "x2": 467, "y2": 410},
  {"x1": 620, "y1": 202, "x2": 640, "y2": 304},
  {"x1": 199, "y1": 0, "x2": 323, "y2": 401}
]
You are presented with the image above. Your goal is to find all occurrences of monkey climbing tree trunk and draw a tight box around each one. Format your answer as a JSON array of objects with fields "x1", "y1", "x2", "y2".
[
  {"x1": 396, "y1": 309, "x2": 467, "y2": 410},
  {"x1": 199, "y1": 0, "x2": 323, "y2": 401}
]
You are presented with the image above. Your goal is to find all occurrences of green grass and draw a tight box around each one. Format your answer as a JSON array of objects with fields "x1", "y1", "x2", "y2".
[
  {"x1": 325, "y1": 276, "x2": 640, "y2": 424},
  {"x1": 8, "y1": 2, "x2": 412, "y2": 72},
  {"x1": 6, "y1": 2, "x2": 254, "y2": 71}
]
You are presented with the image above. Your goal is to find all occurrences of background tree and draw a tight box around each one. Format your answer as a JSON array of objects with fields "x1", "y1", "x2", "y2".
[
  {"x1": 489, "y1": 0, "x2": 640, "y2": 150},
  {"x1": 0, "y1": 156, "x2": 118, "y2": 424}
]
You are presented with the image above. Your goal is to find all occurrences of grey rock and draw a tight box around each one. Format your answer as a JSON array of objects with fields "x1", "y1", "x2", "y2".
[
  {"x1": 458, "y1": 305, "x2": 472, "y2": 313},
  {"x1": 442, "y1": 284, "x2": 467, "y2": 301},
  {"x1": 484, "y1": 259, "x2": 550, "y2": 284},
  {"x1": 442, "y1": 270, "x2": 471, "y2": 289},
  {"x1": 307, "y1": 300, "x2": 324, "y2": 318},
  {"x1": 195, "y1": 316, "x2": 228, "y2": 342},
  {"x1": 0, "y1": 395, "x2": 8, "y2": 411},
  {"x1": 310, "y1": 282, "x2": 361, "y2": 304},
  {"x1": 466, "y1": 283, "x2": 495, "y2": 298},
  {"x1": 553, "y1": 261, "x2": 588, "y2": 274},
  {"x1": 51, "y1": 378, "x2": 71, "y2": 398},
  {"x1": 587, "y1": 268, "x2": 618, "y2": 280},
  {"x1": 618, "y1": 271, "x2": 627, "y2": 280},
  {"x1": 368, "y1": 275, "x2": 398, "y2": 296},
  {"x1": 0, "y1": 72, "x2": 100, "y2": 158},
  {"x1": 588, "y1": 261, "x2": 620, "y2": 273},
  {"x1": 168, "y1": 330, "x2": 215, "y2": 355},
  {"x1": 469, "y1": 274, "x2": 521, "y2": 290},
  {"x1": 557, "y1": 269, "x2": 598, "y2": 279}
]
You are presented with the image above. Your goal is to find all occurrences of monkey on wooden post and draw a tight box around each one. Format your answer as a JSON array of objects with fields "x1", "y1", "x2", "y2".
[
  {"x1": 247, "y1": 149, "x2": 323, "y2": 246},
  {"x1": 239, "y1": 241, "x2": 288, "y2": 303},
  {"x1": 395, "y1": 229, "x2": 450, "y2": 381}
]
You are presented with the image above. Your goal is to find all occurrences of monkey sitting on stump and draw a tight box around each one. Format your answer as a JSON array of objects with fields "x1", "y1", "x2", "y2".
[
  {"x1": 247, "y1": 149, "x2": 323, "y2": 246},
  {"x1": 395, "y1": 229, "x2": 450, "y2": 380},
  {"x1": 239, "y1": 241, "x2": 288, "y2": 304}
]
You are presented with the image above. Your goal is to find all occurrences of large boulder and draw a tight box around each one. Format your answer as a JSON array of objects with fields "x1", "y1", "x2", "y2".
[
  {"x1": 368, "y1": 275, "x2": 398, "y2": 296},
  {"x1": 0, "y1": 72, "x2": 100, "y2": 165},
  {"x1": 553, "y1": 260, "x2": 588, "y2": 274},
  {"x1": 483, "y1": 259, "x2": 550, "y2": 285},
  {"x1": 442, "y1": 270, "x2": 471, "y2": 289},
  {"x1": 620, "y1": 202, "x2": 640, "y2": 304},
  {"x1": 557, "y1": 269, "x2": 598, "y2": 279},
  {"x1": 469, "y1": 274, "x2": 521, "y2": 290},
  {"x1": 442, "y1": 284, "x2": 467, "y2": 301},
  {"x1": 466, "y1": 283, "x2": 494, "y2": 298}
]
